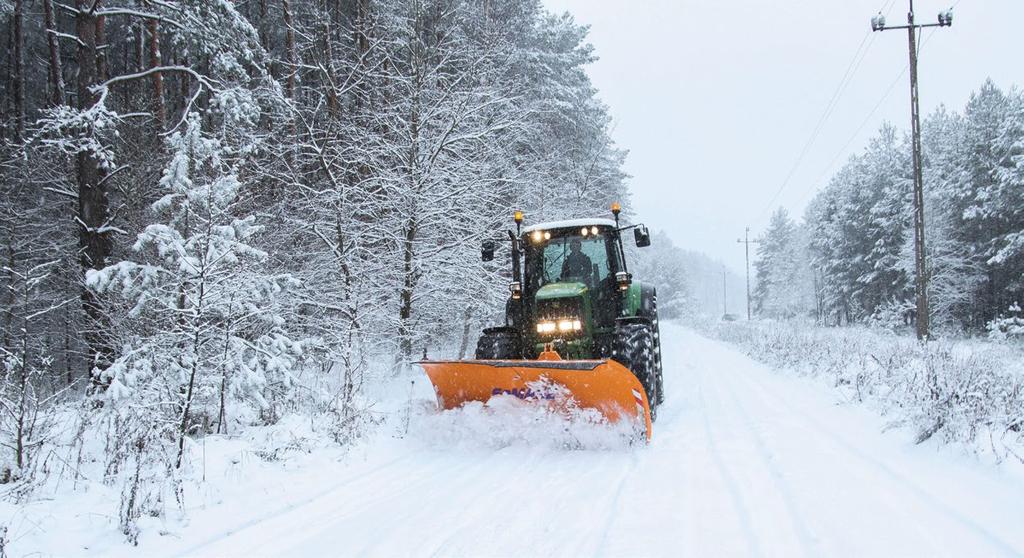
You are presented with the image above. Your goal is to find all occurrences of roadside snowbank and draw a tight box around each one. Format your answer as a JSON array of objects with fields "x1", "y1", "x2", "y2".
[
  {"x1": 705, "y1": 320, "x2": 1024, "y2": 463},
  {"x1": 0, "y1": 409, "x2": 371, "y2": 557}
]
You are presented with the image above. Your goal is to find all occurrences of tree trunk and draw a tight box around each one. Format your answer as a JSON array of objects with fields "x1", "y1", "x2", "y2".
[
  {"x1": 76, "y1": 0, "x2": 113, "y2": 388},
  {"x1": 179, "y1": 54, "x2": 191, "y2": 111},
  {"x1": 281, "y1": 0, "x2": 296, "y2": 173},
  {"x1": 355, "y1": 0, "x2": 370, "y2": 56},
  {"x1": 282, "y1": 0, "x2": 296, "y2": 103},
  {"x1": 12, "y1": 0, "x2": 25, "y2": 138},
  {"x1": 457, "y1": 307, "x2": 473, "y2": 360},
  {"x1": 177, "y1": 357, "x2": 198, "y2": 468},
  {"x1": 95, "y1": 9, "x2": 108, "y2": 82},
  {"x1": 43, "y1": 0, "x2": 66, "y2": 107},
  {"x1": 1, "y1": 230, "x2": 15, "y2": 350},
  {"x1": 258, "y1": 0, "x2": 269, "y2": 51},
  {"x1": 318, "y1": 0, "x2": 339, "y2": 117},
  {"x1": 147, "y1": 19, "x2": 165, "y2": 130},
  {"x1": 397, "y1": 218, "x2": 417, "y2": 367},
  {"x1": 177, "y1": 279, "x2": 205, "y2": 468}
]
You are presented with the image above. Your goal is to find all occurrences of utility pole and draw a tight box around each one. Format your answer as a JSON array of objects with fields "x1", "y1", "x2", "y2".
[
  {"x1": 737, "y1": 228, "x2": 758, "y2": 321},
  {"x1": 722, "y1": 268, "x2": 728, "y2": 316},
  {"x1": 871, "y1": 2, "x2": 953, "y2": 340}
]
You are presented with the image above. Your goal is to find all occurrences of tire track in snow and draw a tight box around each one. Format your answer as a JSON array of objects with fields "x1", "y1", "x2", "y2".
[
  {"x1": 172, "y1": 450, "x2": 426, "y2": 557},
  {"x1": 722, "y1": 358, "x2": 946, "y2": 554},
  {"x1": 718, "y1": 370, "x2": 821, "y2": 557},
  {"x1": 592, "y1": 451, "x2": 640, "y2": 558},
  {"x1": 421, "y1": 450, "x2": 548, "y2": 558},
  {"x1": 729, "y1": 342, "x2": 1021, "y2": 557},
  {"x1": 696, "y1": 374, "x2": 763, "y2": 558},
  {"x1": 175, "y1": 447, "x2": 481, "y2": 557},
  {"x1": 346, "y1": 450, "x2": 524, "y2": 557},
  {"x1": 257, "y1": 451, "x2": 486, "y2": 557}
]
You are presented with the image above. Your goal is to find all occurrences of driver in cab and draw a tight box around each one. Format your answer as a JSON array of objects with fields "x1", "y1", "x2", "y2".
[{"x1": 561, "y1": 238, "x2": 592, "y2": 283}]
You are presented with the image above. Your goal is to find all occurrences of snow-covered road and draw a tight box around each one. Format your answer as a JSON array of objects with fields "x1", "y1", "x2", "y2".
[{"x1": 167, "y1": 324, "x2": 1024, "y2": 556}]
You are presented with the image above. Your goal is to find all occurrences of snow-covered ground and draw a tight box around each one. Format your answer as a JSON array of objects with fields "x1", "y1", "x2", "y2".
[{"x1": 6, "y1": 323, "x2": 1024, "y2": 557}]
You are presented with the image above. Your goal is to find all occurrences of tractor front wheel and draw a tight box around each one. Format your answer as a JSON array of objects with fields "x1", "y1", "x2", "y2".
[
  {"x1": 611, "y1": 322, "x2": 658, "y2": 422},
  {"x1": 475, "y1": 327, "x2": 522, "y2": 360}
]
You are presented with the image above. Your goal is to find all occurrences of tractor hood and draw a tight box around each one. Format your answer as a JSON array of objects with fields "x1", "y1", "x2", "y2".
[{"x1": 536, "y1": 282, "x2": 588, "y2": 300}]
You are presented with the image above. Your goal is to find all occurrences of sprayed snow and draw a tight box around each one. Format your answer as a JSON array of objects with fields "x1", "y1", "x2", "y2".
[{"x1": 409, "y1": 395, "x2": 640, "y2": 451}]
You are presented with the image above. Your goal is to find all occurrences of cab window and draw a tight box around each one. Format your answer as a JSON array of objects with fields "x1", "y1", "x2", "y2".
[{"x1": 530, "y1": 233, "x2": 612, "y2": 288}]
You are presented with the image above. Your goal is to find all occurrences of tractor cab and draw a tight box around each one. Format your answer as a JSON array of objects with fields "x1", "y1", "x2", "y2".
[
  {"x1": 479, "y1": 204, "x2": 654, "y2": 362},
  {"x1": 521, "y1": 219, "x2": 623, "y2": 335}
]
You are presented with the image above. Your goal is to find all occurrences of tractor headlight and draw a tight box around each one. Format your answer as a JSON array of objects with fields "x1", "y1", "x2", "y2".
[
  {"x1": 536, "y1": 319, "x2": 582, "y2": 335},
  {"x1": 557, "y1": 319, "x2": 582, "y2": 332}
]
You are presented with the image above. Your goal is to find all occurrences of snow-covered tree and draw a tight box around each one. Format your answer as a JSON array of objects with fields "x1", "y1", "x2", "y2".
[
  {"x1": 803, "y1": 80, "x2": 1024, "y2": 334},
  {"x1": 87, "y1": 114, "x2": 302, "y2": 470},
  {"x1": 806, "y1": 124, "x2": 912, "y2": 325},
  {"x1": 631, "y1": 231, "x2": 690, "y2": 319},
  {"x1": 753, "y1": 208, "x2": 815, "y2": 319}
]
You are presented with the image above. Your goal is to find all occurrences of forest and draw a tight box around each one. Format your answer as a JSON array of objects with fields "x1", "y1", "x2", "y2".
[
  {"x1": 752, "y1": 79, "x2": 1024, "y2": 338},
  {"x1": 0, "y1": 0, "x2": 711, "y2": 532}
]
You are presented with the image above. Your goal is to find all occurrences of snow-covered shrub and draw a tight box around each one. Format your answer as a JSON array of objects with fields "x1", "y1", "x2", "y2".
[
  {"x1": 0, "y1": 353, "x2": 42, "y2": 485},
  {"x1": 867, "y1": 298, "x2": 915, "y2": 333},
  {"x1": 987, "y1": 303, "x2": 1024, "y2": 342},
  {"x1": 85, "y1": 114, "x2": 304, "y2": 537},
  {"x1": 707, "y1": 320, "x2": 1024, "y2": 462},
  {"x1": 0, "y1": 347, "x2": 66, "y2": 492}
]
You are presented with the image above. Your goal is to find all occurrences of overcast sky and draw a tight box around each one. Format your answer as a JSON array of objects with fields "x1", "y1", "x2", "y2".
[{"x1": 541, "y1": 0, "x2": 1021, "y2": 273}]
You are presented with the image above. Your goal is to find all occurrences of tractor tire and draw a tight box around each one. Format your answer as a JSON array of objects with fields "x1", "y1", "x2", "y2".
[
  {"x1": 474, "y1": 327, "x2": 522, "y2": 360},
  {"x1": 611, "y1": 321, "x2": 659, "y2": 422}
]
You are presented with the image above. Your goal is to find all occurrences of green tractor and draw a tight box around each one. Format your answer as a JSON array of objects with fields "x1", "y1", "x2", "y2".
[{"x1": 474, "y1": 204, "x2": 664, "y2": 417}]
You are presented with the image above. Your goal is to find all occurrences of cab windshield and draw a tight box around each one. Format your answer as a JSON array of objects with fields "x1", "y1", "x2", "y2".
[{"x1": 524, "y1": 229, "x2": 617, "y2": 290}]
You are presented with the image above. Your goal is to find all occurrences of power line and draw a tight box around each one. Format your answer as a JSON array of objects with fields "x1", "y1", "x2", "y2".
[
  {"x1": 799, "y1": 26, "x2": 941, "y2": 202},
  {"x1": 751, "y1": 0, "x2": 899, "y2": 225},
  {"x1": 803, "y1": 67, "x2": 907, "y2": 196}
]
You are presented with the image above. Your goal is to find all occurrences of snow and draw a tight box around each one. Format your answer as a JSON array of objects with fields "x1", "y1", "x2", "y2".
[
  {"x1": 5, "y1": 323, "x2": 1024, "y2": 556},
  {"x1": 521, "y1": 217, "x2": 617, "y2": 233}
]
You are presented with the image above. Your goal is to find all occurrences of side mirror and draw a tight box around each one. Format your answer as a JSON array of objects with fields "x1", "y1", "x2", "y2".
[
  {"x1": 481, "y1": 240, "x2": 495, "y2": 262},
  {"x1": 634, "y1": 225, "x2": 651, "y2": 248}
]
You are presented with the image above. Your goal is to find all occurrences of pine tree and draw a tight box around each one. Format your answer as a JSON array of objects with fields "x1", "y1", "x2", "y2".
[
  {"x1": 753, "y1": 208, "x2": 814, "y2": 319},
  {"x1": 86, "y1": 114, "x2": 302, "y2": 467}
]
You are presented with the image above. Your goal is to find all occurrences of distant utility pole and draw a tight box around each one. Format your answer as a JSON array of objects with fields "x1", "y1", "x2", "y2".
[
  {"x1": 737, "y1": 228, "x2": 758, "y2": 321},
  {"x1": 722, "y1": 268, "x2": 728, "y2": 316},
  {"x1": 870, "y1": 2, "x2": 953, "y2": 340}
]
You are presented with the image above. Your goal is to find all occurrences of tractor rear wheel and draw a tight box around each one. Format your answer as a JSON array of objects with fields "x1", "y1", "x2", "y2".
[
  {"x1": 611, "y1": 322, "x2": 658, "y2": 422},
  {"x1": 475, "y1": 327, "x2": 522, "y2": 360}
]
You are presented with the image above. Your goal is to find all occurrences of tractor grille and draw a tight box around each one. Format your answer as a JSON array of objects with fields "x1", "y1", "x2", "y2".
[
  {"x1": 536, "y1": 298, "x2": 581, "y2": 321},
  {"x1": 535, "y1": 298, "x2": 584, "y2": 338}
]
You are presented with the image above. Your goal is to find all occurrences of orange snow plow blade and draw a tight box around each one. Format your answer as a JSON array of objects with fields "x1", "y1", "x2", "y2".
[{"x1": 417, "y1": 356, "x2": 652, "y2": 441}]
